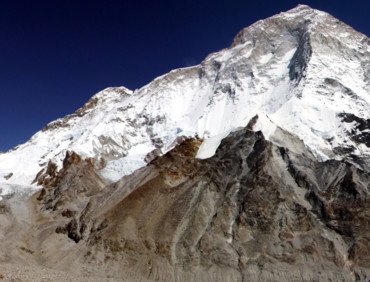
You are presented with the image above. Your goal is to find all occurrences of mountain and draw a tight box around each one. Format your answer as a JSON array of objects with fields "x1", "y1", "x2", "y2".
[
  {"x1": 0, "y1": 4, "x2": 369, "y2": 281},
  {"x1": 1, "y1": 5, "x2": 369, "y2": 190}
]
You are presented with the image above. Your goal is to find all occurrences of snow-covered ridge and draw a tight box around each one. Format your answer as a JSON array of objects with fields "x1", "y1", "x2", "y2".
[{"x1": 0, "y1": 5, "x2": 369, "y2": 192}]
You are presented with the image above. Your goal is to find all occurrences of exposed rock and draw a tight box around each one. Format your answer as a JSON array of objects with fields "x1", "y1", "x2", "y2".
[
  {"x1": 3, "y1": 173, "x2": 13, "y2": 180},
  {"x1": 22, "y1": 120, "x2": 367, "y2": 281}
]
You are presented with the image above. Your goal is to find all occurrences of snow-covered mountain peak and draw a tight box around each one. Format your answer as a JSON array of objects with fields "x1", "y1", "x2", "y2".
[
  {"x1": 231, "y1": 5, "x2": 322, "y2": 47},
  {"x1": 41, "y1": 86, "x2": 133, "y2": 132},
  {"x1": 0, "y1": 6, "x2": 369, "y2": 192}
]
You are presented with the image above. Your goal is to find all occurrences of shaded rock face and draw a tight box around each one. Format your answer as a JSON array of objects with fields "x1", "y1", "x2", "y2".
[
  {"x1": 339, "y1": 113, "x2": 370, "y2": 148},
  {"x1": 33, "y1": 122, "x2": 369, "y2": 281}
]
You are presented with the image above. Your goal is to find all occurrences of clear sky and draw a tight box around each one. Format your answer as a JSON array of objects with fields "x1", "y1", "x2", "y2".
[{"x1": 0, "y1": 0, "x2": 369, "y2": 151}]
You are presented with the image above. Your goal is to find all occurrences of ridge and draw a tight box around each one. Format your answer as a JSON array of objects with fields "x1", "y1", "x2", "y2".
[
  {"x1": 0, "y1": 6, "x2": 368, "y2": 192},
  {"x1": 231, "y1": 4, "x2": 325, "y2": 47}
]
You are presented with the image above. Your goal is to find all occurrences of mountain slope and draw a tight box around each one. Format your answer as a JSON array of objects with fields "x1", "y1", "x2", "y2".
[
  {"x1": 0, "y1": 4, "x2": 369, "y2": 281},
  {"x1": 1, "y1": 121, "x2": 368, "y2": 281},
  {"x1": 0, "y1": 4, "x2": 369, "y2": 195}
]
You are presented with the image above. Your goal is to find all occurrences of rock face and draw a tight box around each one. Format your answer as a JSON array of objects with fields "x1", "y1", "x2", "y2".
[
  {"x1": 11, "y1": 118, "x2": 366, "y2": 281},
  {"x1": 0, "y1": 4, "x2": 369, "y2": 281}
]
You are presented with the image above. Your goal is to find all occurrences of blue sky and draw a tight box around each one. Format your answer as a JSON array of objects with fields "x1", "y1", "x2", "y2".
[{"x1": 0, "y1": 0, "x2": 369, "y2": 151}]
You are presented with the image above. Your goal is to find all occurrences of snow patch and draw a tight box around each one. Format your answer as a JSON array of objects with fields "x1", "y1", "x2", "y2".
[
  {"x1": 253, "y1": 114, "x2": 277, "y2": 140},
  {"x1": 196, "y1": 131, "x2": 232, "y2": 159}
]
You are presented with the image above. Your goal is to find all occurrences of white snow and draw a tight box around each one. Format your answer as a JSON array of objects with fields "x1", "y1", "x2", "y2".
[
  {"x1": 0, "y1": 5, "x2": 369, "y2": 197},
  {"x1": 254, "y1": 114, "x2": 277, "y2": 140},
  {"x1": 196, "y1": 131, "x2": 233, "y2": 159}
]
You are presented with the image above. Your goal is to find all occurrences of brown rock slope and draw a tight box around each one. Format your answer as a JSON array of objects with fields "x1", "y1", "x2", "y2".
[{"x1": 1, "y1": 121, "x2": 369, "y2": 281}]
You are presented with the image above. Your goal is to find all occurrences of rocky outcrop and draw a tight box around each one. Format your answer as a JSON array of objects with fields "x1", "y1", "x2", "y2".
[{"x1": 32, "y1": 151, "x2": 108, "y2": 244}]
